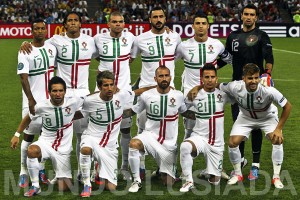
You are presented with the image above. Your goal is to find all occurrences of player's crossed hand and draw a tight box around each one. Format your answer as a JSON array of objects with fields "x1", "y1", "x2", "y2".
[{"x1": 270, "y1": 128, "x2": 284, "y2": 145}]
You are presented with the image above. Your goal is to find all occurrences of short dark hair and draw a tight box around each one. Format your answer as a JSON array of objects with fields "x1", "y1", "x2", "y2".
[
  {"x1": 242, "y1": 4, "x2": 258, "y2": 16},
  {"x1": 63, "y1": 11, "x2": 82, "y2": 26},
  {"x1": 31, "y1": 18, "x2": 46, "y2": 30},
  {"x1": 202, "y1": 63, "x2": 217, "y2": 76},
  {"x1": 149, "y1": 7, "x2": 166, "y2": 18},
  {"x1": 193, "y1": 14, "x2": 209, "y2": 24},
  {"x1": 242, "y1": 63, "x2": 260, "y2": 76},
  {"x1": 48, "y1": 76, "x2": 66, "y2": 92},
  {"x1": 97, "y1": 71, "x2": 115, "y2": 87},
  {"x1": 155, "y1": 65, "x2": 170, "y2": 76},
  {"x1": 109, "y1": 11, "x2": 123, "y2": 22}
]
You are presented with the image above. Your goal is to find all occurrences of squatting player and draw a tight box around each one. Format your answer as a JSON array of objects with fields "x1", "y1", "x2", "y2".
[
  {"x1": 123, "y1": 66, "x2": 195, "y2": 192},
  {"x1": 11, "y1": 77, "x2": 84, "y2": 197},
  {"x1": 15, "y1": 18, "x2": 56, "y2": 188},
  {"x1": 218, "y1": 4, "x2": 275, "y2": 180}
]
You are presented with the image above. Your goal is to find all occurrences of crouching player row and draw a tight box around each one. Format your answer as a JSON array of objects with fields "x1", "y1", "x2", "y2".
[{"x1": 187, "y1": 63, "x2": 291, "y2": 190}]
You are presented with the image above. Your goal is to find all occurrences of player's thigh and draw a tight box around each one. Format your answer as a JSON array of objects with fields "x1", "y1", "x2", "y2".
[
  {"x1": 94, "y1": 146, "x2": 118, "y2": 186},
  {"x1": 51, "y1": 152, "x2": 72, "y2": 179},
  {"x1": 205, "y1": 146, "x2": 224, "y2": 177},
  {"x1": 30, "y1": 139, "x2": 51, "y2": 160},
  {"x1": 230, "y1": 115, "x2": 255, "y2": 139},
  {"x1": 22, "y1": 107, "x2": 42, "y2": 135},
  {"x1": 260, "y1": 116, "x2": 279, "y2": 139}
]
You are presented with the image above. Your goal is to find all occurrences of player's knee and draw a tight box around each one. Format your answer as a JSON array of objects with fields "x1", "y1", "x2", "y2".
[
  {"x1": 228, "y1": 137, "x2": 241, "y2": 148},
  {"x1": 180, "y1": 142, "x2": 193, "y2": 155},
  {"x1": 27, "y1": 145, "x2": 41, "y2": 158},
  {"x1": 80, "y1": 147, "x2": 92, "y2": 155},
  {"x1": 129, "y1": 139, "x2": 142, "y2": 149}
]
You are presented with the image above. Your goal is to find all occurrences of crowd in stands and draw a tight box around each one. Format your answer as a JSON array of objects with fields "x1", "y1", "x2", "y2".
[
  {"x1": 0, "y1": 0, "x2": 299, "y2": 24},
  {"x1": 0, "y1": 0, "x2": 88, "y2": 23}
]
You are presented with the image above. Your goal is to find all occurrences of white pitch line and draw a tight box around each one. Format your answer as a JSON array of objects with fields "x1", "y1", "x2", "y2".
[{"x1": 273, "y1": 48, "x2": 300, "y2": 55}]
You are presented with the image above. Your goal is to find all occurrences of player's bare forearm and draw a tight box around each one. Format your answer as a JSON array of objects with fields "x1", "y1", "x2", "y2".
[
  {"x1": 20, "y1": 74, "x2": 36, "y2": 115},
  {"x1": 134, "y1": 86, "x2": 156, "y2": 96},
  {"x1": 123, "y1": 109, "x2": 136, "y2": 118},
  {"x1": 187, "y1": 85, "x2": 202, "y2": 101},
  {"x1": 265, "y1": 63, "x2": 273, "y2": 74},
  {"x1": 181, "y1": 110, "x2": 196, "y2": 120},
  {"x1": 73, "y1": 111, "x2": 84, "y2": 120},
  {"x1": 276, "y1": 101, "x2": 292, "y2": 130},
  {"x1": 17, "y1": 114, "x2": 32, "y2": 134}
]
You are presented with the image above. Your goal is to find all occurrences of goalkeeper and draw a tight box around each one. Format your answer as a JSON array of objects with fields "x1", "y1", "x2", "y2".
[{"x1": 217, "y1": 4, "x2": 275, "y2": 181}]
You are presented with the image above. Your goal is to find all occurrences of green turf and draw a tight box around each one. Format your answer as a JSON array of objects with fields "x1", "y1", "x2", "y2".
[{"x1": 0, "y1": 38, "x2": 299, "y2": 199}]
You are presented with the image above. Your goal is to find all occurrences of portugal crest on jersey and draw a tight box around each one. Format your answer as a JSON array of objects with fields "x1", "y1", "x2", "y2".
[
  {"x1": 81, "y1": 42, "x2": 88, "y2": 51},
  {"x1": 165, "y1": 37, "x2": 172, "y2": 46},
  {"x1": 121, "y1": 37, "x2": 128, "y2": 46},
  {"x1": 169, "y1": 97, "x2": 176, "y2": 107},
  {"x1": 246, "y1": 35, "x2": 258, "y2": 46},
  {"x1": 207, "y1": 45, "x2": 215, "y2": 54}
]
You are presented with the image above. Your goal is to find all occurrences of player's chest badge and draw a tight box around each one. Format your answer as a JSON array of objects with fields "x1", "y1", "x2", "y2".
[
  {"x1": 164, "y1": 37, "x2": 173, "y2": 46},
  {"x1": 168, "y1": 97, "x2": 177, "y2": 107},
  {"x1": 207, "y1": 45, "x2": 215, "y2": 54},
  {"x1": 81, "y1": 41, "x2": 89, "y2": 51},
  {"x1": 121, "y1": 37, "x2": 128, "y2": 47}
]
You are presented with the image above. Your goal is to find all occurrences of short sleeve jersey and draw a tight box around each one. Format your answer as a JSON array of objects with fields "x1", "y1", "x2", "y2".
[
  {"x1": 132, "y1": 88, "x2": 187, "y2": 149},
  {"x1": 186, "y1": 89, "x2": 233, "y2": 147},
  {"x1": 82, "y1": 90, "x2": 134, "y2": 148},
  {"x1": 17, "y1": 43, "x2": 56, "y2": 106},
  {"x1": 31, "y1": 97, "x2": 84, "y2": 154},
  {"x1": 226, "y1": 27, "x2": 274, "y2": 80},
  {"x1": 49, "y1": 33, "x2": 97, "y2": 89},
  {"x1": 177, "y1": 37, "x2": 228, "y2": 96},
  {"x1": 94, "y1": 31, "x2": 135, "y2": 91},
  {"x1": 220, "y1": 81, "x2": 287, "y2": 119},
  {"x1": 131, "y1": 30, "x2": 181, "y2": 87}
]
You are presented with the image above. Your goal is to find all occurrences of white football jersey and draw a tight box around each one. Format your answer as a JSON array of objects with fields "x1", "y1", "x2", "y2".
[
  {"x1": 17, "y1": 43, "x2": 56, "y2": 107},
  {"x1": 177, "y1": 37, "x2": 231, "y2": 96},
  {"x1": 30, "y1": 97, "x2": 84, "y2": 154},
  {"x1": 48, "y1": 33, "x2": 98, "y2": 89},
  {"x1": 131, "y1": 30, "x2": 181, "y2": 87},
  {"x1": 133, "y1": 88, "x2": 187, "y2": 149},
  {"x1": 94, "y1": 31, "x2": 135, "y2": 91},
  {"x1": 220, "y1": 81, "x2": 287, "y2": 119},
  {"x1": 186, "y1": 89, "x2": 233, "y2": 148},
  {"x1": 82, "y1": 90, "x2": 134, "y2": 148}
]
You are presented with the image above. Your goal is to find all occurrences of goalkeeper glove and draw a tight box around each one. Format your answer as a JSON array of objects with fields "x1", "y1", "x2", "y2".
[{"x1": 260, "y1": 73, "x2": 274, "y2": 87}]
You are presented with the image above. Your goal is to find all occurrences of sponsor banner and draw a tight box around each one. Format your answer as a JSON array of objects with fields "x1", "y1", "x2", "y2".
[{"x1": 0, "y1": 23, "x2": 299, "y2": 39}]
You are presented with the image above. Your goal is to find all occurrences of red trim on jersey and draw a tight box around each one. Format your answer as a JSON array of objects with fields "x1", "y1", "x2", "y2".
[
  {"x1": 159, "y1": 54, "x2": 175, "y2": 66},
  {"x1": 45, "y1": 66, "x2": 55, "y2": 99},
  {"x1": 248, "y1": 103, "x2": 272, "y2": 119},
  {"x1": 157, "y1": 113, "x2": 178, "y2": 144},
  {"x1": 99, "y1": 115, "x2": 122, "y2": 147},
  {"x1": 71, "y1": 59, "x2": 91, "y2": 88},
  {"x1": 208, "y1": 111, "x2": 224, "y2": 146},
  {"x1": 199, "y1": 68, "x2": 203, "y2": 85},
  {"x1": 52, "y1": 121, "x2": 73, "y2": 151},
  {"x1": 113, "y1": 53, "x2": 130, "y2": 86}
]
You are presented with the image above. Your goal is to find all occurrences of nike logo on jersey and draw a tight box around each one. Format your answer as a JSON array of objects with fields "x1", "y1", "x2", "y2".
[
  {"x1": 189, "y1": 49, "x2": 195, "y2": 52},
  {"x1": 34, "y1": 55, "x2": 39, "y2": 58},
  {"x1": 147, "y1": 42, "x2": 152, "y2": 45},
  {"x1": 103, "y1": 42, "x2": 109, "y2": 44},
  {"x1": 150, "y1": 101, "x2": 157, "y2": 103}
]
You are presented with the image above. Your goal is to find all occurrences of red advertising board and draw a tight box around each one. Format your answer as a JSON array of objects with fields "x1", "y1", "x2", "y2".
[{"x1": 0, "y1": 23, "x2": 299, "y2": 38}]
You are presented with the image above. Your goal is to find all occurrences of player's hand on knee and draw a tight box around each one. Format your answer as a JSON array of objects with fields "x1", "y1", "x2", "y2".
[{"x1": 270, "y1": 129, "x2": 283, "y2": 144}]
